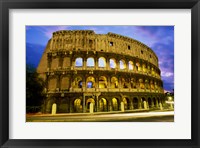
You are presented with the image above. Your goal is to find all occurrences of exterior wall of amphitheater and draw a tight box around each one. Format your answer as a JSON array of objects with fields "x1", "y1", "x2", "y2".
[{"x1": 37, "y1": 30, "x2": 165, "y2": 113}]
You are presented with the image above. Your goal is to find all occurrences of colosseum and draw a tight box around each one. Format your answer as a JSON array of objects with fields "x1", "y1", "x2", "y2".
[{"x1": 37, "y1": 30, "x2": 165, "y2": 114}]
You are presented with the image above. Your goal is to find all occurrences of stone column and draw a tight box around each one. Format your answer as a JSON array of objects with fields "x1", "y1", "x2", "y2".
[
  {"x1": 51, "y1": 103, "x2": 57, "y2": 115},
  {"x1": 138, "y1": 98, "x2": 142, "y2": 109},
  {"x1": 96, "y1": 95, "x2": 99, "y2": 112},
  {"x1": 83, "y1": 58, "x2": 86, "y2": 70},
  {"x1": 130, "y1": 99, "x2": 134, "y2": 110},
  {"x1": 109, "y1": 100, "x2": 112, "y2": 112},
  {"x1": 143, "y1": 101, "x2": 148, "y2": 110},
  {"x1": 159, "y1": 102, "x2": 163, "y2": 110},
  {"x1": 151, "y1": 99, "x2": 154, "y2": 108},
  {"x1": 83, "y1": 94, "x2": 86, "y2": 113},
  {"x1": 95, "y1": 38, "x2": 97, "y2": 51},
  {"x1": 90, "y1": 103, "x2": 94, "y2": 113},
  {"x1": 121, "y1": 102, "x2": 125, "y2": 112},
  {"x1": 95, "y1": 57, "x2": 98, "y2": 70},
  {"x1": 106, "y1": 57, "x2": 110, "y2": 70},
  {"x1": 156, "y1": 99, "x2": 159, "y2": 108}
]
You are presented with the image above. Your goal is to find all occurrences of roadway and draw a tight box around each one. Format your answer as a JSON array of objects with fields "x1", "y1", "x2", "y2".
[{"x1": 26, "y1": 111, "x2": 174, "y2": 122}]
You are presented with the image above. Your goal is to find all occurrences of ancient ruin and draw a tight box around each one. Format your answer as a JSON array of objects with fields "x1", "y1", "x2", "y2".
[{"x1": 37, "y1": 30, "x2": 165, "y2": 114}]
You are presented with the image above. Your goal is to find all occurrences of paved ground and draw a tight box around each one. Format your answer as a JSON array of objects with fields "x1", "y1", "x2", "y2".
[{"x1": 26, "y1": 110, "x2": 174, "y2": 122}]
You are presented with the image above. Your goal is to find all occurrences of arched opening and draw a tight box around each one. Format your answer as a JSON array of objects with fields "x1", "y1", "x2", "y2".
[
  {"x1": 110, "y1": 58, "x2": 117, "y2": 69},
  {"x1": 87, "y1": 57, "x2": 95, "y2": 67},
  {"x1": 111, "y1": 77, "x2": 118, "y2": 88},
  {"x1": 139, "y1": 78, "x2": 145, "y2": 89},
  {"x1": 150, "y1": 80, "x2": 155, "y2": 90},
  {"x1": 142, "y1": 63, "x2": 147, "y2": 72},
  {"x1": 99, "y1": 76, "x2": 107, "y2": 88},
  {"x1": 98, "y1": 57, "x2": 106, "y2": 68},
  {"x1": 75, "y1": 57, "x2": 83, "y2": 67},
  {"x1": 153, "y1": 97, "x2": 156, "y2": 107},
  {"x1": 74, "y1": 99, "x2": 82, "y2": 113},
  {"x1": 122, "y1": 78, "x2": 129, "y2": 88},
  {"x1": 141, "y1": 97, "x2": 146, "y2": 109},
  {"x1": 136, "y1": 62, "x2": 140, "y2": 71},
  {"x1": 122, "y1": 97, "x2": 130, "y2": 110},
  {"x1": 112, "y1": 98, "x2": 118, "y2": 111},
  {"x1": 128, "y1": 61, "x2": 134, "y2": 70},
  {"x1": 130, "y1": 78, "x2": 137, "y2": 89},
  {"x1": 86, "y1": 76, "x2": 95, "y2": 88},
  {"x1": 73, "y1": 77, "x2": 83, "y2": 88},
  {"x1": 133, "y1": 97, "x2": 139, "y2": 109},
  {"x1": 148, "y1": 98, "x2": 152, "y2": 108},
  {"x1": 99, "y1": 98, "x2": 107, "y2": 112},
  {"x1": 86, "y1": 98, "x2": 95, "y2": 111},
  {"x1": 151, "y1": 67, "x2": 155, "y2": 75},
  {"x1": 119, "y1": 60, "x2": 126, "y2": 70}
]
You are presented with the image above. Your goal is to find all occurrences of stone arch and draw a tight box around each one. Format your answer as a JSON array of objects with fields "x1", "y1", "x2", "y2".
[
  {"x1": 98, "y1": 57, "x2": 106, "y2": 68},
  {"x1": 73, "y1": 76, "x2": 83, "y2": 88},
  {"x1": 87, "y1": 57, "x2": 95, "y2": 67},
  {"x1": 86, "y1": 98, "x2": 95, "y2": 111},
  {"x1": 133, "y1": 97, "x2": 139, "y2": 109},
  {"x1": 148, "y1": 97, "x2": 152, "y2": 108},
  {"x1": 74, "y1": 98, "x2": 82, "y2": 113},
  {"x1": 151, "y1": 67, "x2": 155, "y2": 75},
  {"x1": 142, "y1": 63, "x2": 147, "y2": 73},
  {"x1": 45, "y1": 99, "x2": 54, "y2": 113},
  {"x1": 75, "y1": 57, "x2": 83, "y2": 67},
  {"x1": 145, "y1": 79, "x2": 150, "y2": 89},
  {"x1": 141, "y1": 97, "x2": 146, "y2": 109},
  {"x1": 99, "y1": 76, "x2": 107, "y2": 88},
  {"x1": 119, "y1": 59, "x2": 126, "y2": 70},
  {"x1": 110, "y1": 58, "x2": 117, "y2": 69},
  {"x1": 112, "y1": 97, "x2": 119, "y2": 111},
  {"x1": 150, "y1": 80, "x2": 155, "y2": 90},
  {"x1": 121, "y1": 77, "x2": 129, "y2": 88},
  {"x1": 57, "y1": 99, "x2": 68, "y2": 113},
  {"x1": 111, "y1": 76, "x2": 119, "y2": 88},
  {"x1": 153, "y1": 97, "x2": 156, "y2": 107},
  {"x1": 130, "y1": 78, "x2": 137, "y2": 89},
  {"x1": 136, "y1": 62, "x2": 140, "y2": 71},
  {"x1": 122, "y1": 97, "x2": 131, "y2": 110},
  {"x1": 86, "y1": 76, "x2": 95, "y2": 88},
  {"x1": 128, "y1": 61, "x2": 134, "y2": 70},
  {"x1": 99, "y1": 98, "x2": 108, "y2": 112},
  {"x1": 139, "y1": 78, "x2": 145, "y2": 89}
]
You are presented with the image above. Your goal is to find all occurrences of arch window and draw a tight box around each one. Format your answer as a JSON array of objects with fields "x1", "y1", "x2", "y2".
[
  {"x1": 99, "y1": 98, "x2": 107, "y2": 111},
  {"x1": 119, "y1": 60, "x2": 126, "y2": 70},
  {"x1": 136, "y1": 62, "x2": 140, "y2": 71},
  {"x1": 75, "y1": 57, "x2": 83, "y2": 67},
  {"x1": 87, "y1": 57, "x2": 95, "y2": 67},
  {"x1": 86, "y1": 76, "x2": 95, "y2": 88},
  {"x1": 111, "y1": 77, "x2": 118, "y2": 88},
  {"x1": 99, "y1": 76, "x2": 107, "y2": 88},
  {"x1": 74, "y1": 99, "x2": 82, "y2": 112},
  {"x1": 112, "y1": 98, "x2": 118, "y2": 111},
  {"x1": 128, "y1": 61, "x2": 134, "y2": 70},
  {"x1": 74, "y1": 77, "x2": 83, "y2": 88},
  {"x1": 110, "y1": 59, "x2": 117, "y2": 69},
  {"x1": 98, "y1": 57, "x2": 106, "y2": 67}
]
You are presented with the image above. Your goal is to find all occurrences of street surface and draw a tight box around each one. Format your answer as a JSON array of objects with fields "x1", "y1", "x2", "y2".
[{"x1": 26, "y1": 111, "x2": 174, "y2": 122}]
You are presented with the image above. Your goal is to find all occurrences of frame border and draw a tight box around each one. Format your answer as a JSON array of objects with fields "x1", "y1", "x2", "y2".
[{"x1": 0, "y1": 0, "x2": 199, "y2": 148}]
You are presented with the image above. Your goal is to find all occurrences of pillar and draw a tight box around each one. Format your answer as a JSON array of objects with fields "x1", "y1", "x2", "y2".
[{"x1": 83, "y1": 95, "x2": 86, "y2": 113}]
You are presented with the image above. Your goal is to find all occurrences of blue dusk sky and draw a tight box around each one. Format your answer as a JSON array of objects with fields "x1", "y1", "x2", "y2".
[{"x1": 26, "y1": 26, "x2": 174, "y2": 92}]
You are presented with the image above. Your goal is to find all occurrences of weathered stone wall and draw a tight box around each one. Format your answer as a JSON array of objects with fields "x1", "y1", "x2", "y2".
[{"x1": 37, "y1": 30, "x2": 165, "y2": 114}]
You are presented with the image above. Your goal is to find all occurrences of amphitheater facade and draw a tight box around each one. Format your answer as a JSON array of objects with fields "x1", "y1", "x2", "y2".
[{"x1": 37, "y1": 30, "x2": 165, "y2": 114}]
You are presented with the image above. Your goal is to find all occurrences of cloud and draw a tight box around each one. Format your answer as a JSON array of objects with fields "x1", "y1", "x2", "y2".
[
  {"x1": 34, "y1": 26, "x2": 71, "y2": 38},
  {"x1": 26, "y1": 26, "x2": 174, "y2": 91}
]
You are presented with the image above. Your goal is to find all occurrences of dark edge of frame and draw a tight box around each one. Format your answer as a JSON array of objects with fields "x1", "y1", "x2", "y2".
[{"x1": 0, "y1": 0, "x2": 199, "y2": 148}]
